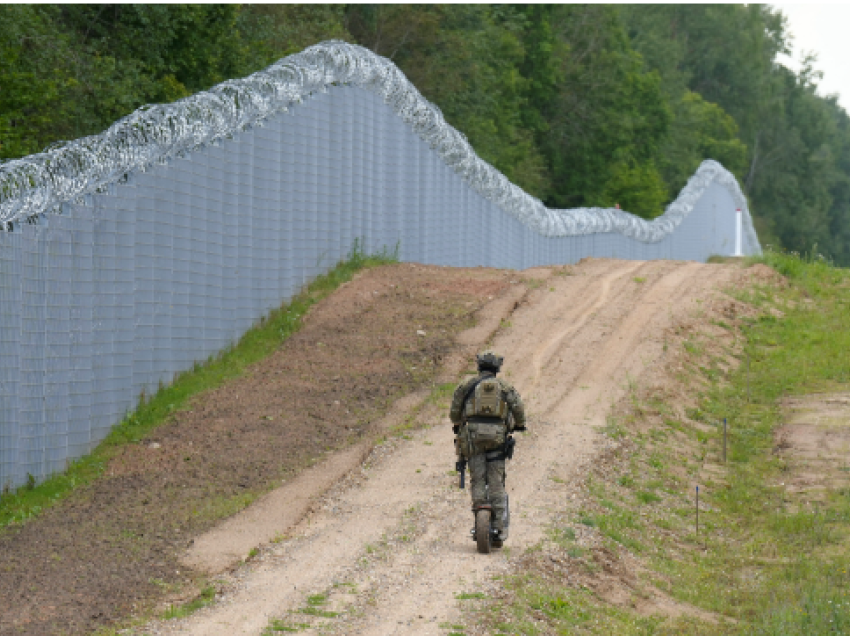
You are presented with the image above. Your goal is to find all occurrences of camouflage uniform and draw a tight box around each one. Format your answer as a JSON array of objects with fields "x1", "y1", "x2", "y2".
[{"x1": 450, "y1": 368, "x2": 526, "y2": 540}]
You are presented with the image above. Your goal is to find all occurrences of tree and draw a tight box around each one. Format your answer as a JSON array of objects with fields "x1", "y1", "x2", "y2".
[
  {"x1": 620, "y1": 4, "x2": 850, "y2": 263},
  {"x1": 537, "y1": 6, "x2": 671, "y2": 217}
]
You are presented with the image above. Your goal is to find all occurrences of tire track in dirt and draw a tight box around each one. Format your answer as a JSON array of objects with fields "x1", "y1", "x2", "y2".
[
  {"x1": 529, "y1": 260, "x2": 644, "y2": 388},
  {"x1": 146, "y1": 259, "x2": 743, "y2": 636}
]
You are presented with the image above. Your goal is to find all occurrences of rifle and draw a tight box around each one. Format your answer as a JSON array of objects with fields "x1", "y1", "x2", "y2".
[
  {"x1": 454, "y1": 436, "x2": 467, "y2": 489},
  {"x1": 504, "y1": 435, "x2": 516, "y2": 460},
  {"x1": 456, "y1": 457, "x2": 467, "y2": 489}
]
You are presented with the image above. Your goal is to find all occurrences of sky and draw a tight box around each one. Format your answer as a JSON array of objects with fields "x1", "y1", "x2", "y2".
[{"x1": 774, "y1": 3, "x2": 850, "y2": 110}]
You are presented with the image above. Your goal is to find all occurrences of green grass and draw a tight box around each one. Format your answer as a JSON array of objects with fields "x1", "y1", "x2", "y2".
[
  {"x1": 636, "y1": 490, "x2": 661, "y2": 504},
  {"x1": 0, "y1": 240, "x2": 398, "y2": 529},
  {"x1": 263, "y1": 619, "x2": 311, "y2": 633},
  {"x1": 263, "y1": 590, "x2": 348, "y2": 633},
  {"x1": 163, "y1": 585, "x2": 216, "y2": 620},
  {"x1": 296, "y1": 592, "x2": 339, "y2": 618},
  {"x1": 644, "y1": 247, "x2": 850, "y2": 632},
  {"x1": 299, "y1": 607, "x2": 339, "y2": 618},
  {"x1": 659, "y1": 247, "x2": 850, "y2": 633},
  {"x1": 485, "y1": 580, "x2": 665, "y2": 635}
]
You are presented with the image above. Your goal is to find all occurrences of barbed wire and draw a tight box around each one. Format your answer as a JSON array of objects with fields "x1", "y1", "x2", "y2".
[{"x1": 0, "y1": 40, "x2": 759, "y2": 250}]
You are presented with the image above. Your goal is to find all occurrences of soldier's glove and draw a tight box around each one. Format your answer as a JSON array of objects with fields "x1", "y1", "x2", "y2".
[
  {"x1": 513, "y1": 424, "x2": 527, "y2": 432},
  {"x1": 452, "y1": 424, "x2": 460, "y2": 434}
]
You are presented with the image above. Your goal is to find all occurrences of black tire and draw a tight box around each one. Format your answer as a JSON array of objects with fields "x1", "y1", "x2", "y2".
[{"x1": 475, "y1": 509, "x2": 492, "y2": 554}]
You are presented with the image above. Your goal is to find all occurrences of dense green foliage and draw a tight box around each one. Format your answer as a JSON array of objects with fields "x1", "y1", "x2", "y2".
[{"x1": 2, "y1": 5, "x2": 850, "y2": 263}]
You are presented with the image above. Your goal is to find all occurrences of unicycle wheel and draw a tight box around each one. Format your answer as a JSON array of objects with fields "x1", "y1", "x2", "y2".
[{"x1": 475, "y1": 509, "x2": 492, "y2": 554}]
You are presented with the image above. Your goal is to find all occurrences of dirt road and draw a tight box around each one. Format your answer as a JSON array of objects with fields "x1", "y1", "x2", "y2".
[{"x1": 146, "y1": 258, "x2": 745, "y2": 635}]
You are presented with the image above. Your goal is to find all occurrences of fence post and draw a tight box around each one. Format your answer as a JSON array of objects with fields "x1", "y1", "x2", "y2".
[{"x1": 734, "y1": 208, "x2": 743, "y2": 256}]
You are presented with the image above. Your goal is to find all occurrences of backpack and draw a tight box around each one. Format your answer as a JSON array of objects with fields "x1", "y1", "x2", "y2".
[
  {"x1": 464, "y1": 377, "x2": 508, "y2": 419},
  {"x1": 463, "y1": 378, "x2": 508, "y2": 452}
]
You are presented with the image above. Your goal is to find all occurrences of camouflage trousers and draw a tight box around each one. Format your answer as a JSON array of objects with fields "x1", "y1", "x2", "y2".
[{"x1": 469, "y1": 452, "x2": 508, "y2": 532}]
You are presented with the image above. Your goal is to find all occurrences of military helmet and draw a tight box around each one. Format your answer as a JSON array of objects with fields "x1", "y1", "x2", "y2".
[{"x1": 476, "y1": 350, "x2": 504, "y2": 371}]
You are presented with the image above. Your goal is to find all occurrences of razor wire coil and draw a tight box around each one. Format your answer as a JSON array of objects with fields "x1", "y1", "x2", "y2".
[{"x1": 0, "y1": 40, "x2": 760, "y2": 251}]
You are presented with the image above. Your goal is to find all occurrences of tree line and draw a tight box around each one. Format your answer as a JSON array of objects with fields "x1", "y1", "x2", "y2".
[{"x1": 2, "y1": 5, "x2": 848, "y2": 265}]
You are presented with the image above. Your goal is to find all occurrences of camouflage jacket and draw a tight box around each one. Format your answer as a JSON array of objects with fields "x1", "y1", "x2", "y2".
[{"x1": 449, "y1": 371, "x2": 526, "y2": 431}]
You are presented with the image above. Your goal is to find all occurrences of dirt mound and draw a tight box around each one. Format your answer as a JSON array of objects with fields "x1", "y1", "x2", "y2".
[
  {"x1": 747, "y1": 262, "x2": 787, "y2": 286},
  {"x1": 0, "y1": 263, "x2": 512, "y2": 636}
]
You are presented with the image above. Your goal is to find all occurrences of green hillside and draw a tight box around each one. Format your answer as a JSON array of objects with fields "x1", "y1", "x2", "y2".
[{"x1": 2, "y1": 5, "x2": 849, "y2": 264}]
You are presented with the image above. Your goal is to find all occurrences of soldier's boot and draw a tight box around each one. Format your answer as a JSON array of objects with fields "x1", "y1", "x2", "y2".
[
  {"x1": 491, "y1": 498, "x2": 509, "y2": 548},
  {"x1": 491, "y1": 524, "x2": 507, "y2": 548}
]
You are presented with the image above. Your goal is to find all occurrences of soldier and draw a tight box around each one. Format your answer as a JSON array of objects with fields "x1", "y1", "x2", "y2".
[{"x1": 450, "y1": 350, "x2": 526, "y2": 548}]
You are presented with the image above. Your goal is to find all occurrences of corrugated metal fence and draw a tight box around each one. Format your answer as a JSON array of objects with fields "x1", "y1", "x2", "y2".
[{"x1": 0, "y1": 50, "x2": 760, "y2": 491}]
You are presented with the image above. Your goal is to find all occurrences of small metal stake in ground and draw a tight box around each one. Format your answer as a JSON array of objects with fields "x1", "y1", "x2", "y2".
[
  {"x1": 696, "y1": 486, "x2": 700, "y2": 538},
  {"x1": 723, "y1": 418, "x2": 727, "y2": 463}
]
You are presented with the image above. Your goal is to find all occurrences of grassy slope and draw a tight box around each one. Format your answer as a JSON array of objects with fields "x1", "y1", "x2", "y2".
[
  {"x1": 0, "y1": 242, "x2": 397, "y2": 529},
  {"x1": 465, "y1": 250, "x2": 850, "y2": 635}
]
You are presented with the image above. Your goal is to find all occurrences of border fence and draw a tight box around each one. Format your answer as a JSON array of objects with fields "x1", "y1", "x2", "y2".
[{"x1": 0, "y1": 42, "x2": 760, "y2": 490}]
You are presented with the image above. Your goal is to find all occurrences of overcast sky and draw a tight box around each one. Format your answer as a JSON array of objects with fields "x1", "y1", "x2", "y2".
[{"x1": 774, "y1": 3, "x2": 850, "y2": 110}]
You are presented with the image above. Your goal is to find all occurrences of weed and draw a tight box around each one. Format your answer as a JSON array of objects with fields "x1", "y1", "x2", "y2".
[
  {"x1": 602, "y1": 418, "x2": 627, "y2": 440},
  {"x1": 264, "y1": 618, "x2": 310, "y2": 633},
  {"x1": 548, "y1": 526, "x2": 577, "y2": 545},
  {"x1": 163, "y1": 585, "x2": 216, "y2": 620},
  {"x1": 299, "y1": 607, "x2": 339, "y2": 618},
  {"x1": 647, "y1": 453, "x2": 666, "y2": 470},
  {"x1": 298, "y1": 593, "x2": 339, "y2": 618},
  {"x1": 636, "y1": 490, "x2": 661, "y2": 505},
  {"x1": 618, "y1": 475, "x2": 635, "y2": 488},
  {"x1": 683, "y1": 339, "x2": 703, "y2": 356}
]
